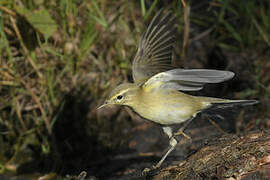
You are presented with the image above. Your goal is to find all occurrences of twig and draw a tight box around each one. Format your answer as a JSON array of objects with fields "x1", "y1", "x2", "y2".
[
  {"x1": 181, "y1": 1, "x2": 190, "y2": 61},
  {"x1": 15, "y1": 99, "x2": 27, "y2": 131},
  {"x1": 9, "y1": 16, "x2": 43, "y2": 78},
  {"x1": 181, "y1": 0, "x2": 186, "y2": 7},
  {"x1": 252, "y1": 16, "x2": 270, "y2": 47},
  {"x1": 0, "y1": 6, "x2": 16, "y2": 16},
  {"x1": 19, "y1": 78, "x2": 51, "y2": 134},
  {"x1": 207, "y1": 117, "x2": 228, "y2": 135},
  {"x1": 190, "y1": 26, "x2": 215, "y2": 43}
]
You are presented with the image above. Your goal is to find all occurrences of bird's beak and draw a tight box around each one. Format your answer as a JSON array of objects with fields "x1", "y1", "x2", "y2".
[{"x1": 97, "y1": 101, "x2": 108, "y2": 109}]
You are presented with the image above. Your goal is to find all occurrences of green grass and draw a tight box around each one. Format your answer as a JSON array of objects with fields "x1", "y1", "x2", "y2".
[{"x1": 0, "y1": 0, "x2": 269, "y2": 178}]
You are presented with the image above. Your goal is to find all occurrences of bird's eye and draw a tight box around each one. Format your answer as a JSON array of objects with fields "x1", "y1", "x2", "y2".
[{"x1": 117, "y1": 95, "x2": 123, "y2": 100}]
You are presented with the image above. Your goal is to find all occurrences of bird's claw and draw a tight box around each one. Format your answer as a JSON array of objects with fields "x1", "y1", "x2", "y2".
[
  {"x1": 142, "y1": 165, "x2": 160, "y2": 176},
  {"x1": 142, "y1": 167, "x2": 151, "y2": 175}
]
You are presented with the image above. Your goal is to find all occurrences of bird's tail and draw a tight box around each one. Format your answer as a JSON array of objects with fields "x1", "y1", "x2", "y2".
[
  {"x1": 196, "y1": 96, "x2": 258, "y2": 120},
  {"x1": 198, "y1": 96, "x2": 259, "y2": 109}
]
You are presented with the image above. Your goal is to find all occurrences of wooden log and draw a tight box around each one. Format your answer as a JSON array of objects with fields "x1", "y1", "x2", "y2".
[{"x1": 152, "y1": 130, "x2": 270, "y2": 180}]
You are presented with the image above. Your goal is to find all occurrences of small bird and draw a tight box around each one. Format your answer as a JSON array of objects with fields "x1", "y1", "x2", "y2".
[{"x1": 98, "y1": 10, "x2": 258, "y2": 170}]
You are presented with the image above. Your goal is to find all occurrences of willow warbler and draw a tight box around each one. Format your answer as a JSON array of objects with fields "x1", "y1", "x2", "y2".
[{"x1": 98, "y1": 10, "x2": 258, "y2": 170}]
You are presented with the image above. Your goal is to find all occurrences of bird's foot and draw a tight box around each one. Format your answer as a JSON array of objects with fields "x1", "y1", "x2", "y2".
[
  {"x1": 142, "y1": 165, "x2": 160, "y2": 176},
  {"x1": 174, "y1": 130, "x2": 191, "y2": 140}
]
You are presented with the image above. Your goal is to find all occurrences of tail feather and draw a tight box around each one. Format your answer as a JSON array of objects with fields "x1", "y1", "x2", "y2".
[
  {"x1": 211, "y1": 99, "x2": 258, "y2": 109},
  {"x1": 198, "y1": 97, "x2": 258, "y2": 119},
  {"x1": 198, "y1": 96, "x2": 259, "y2": 109}
]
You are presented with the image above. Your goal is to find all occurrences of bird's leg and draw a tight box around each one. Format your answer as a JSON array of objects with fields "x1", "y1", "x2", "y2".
[
  {"x1": 154, "y1": 127, "x2": 177, "y2": 168},
  {"x1": 142, "y1": 127, "x2": 176, "y2": 174},
  {"x1": 174, "y1": 130, "x2": 191, "y2": 140},
  {"x1": 155, "y1": 117, "x2": 196, "y2": 168},
  {"x1": 173, "y1": 115, "x2": 195, "y2": 139},
  {"x1": 155, "y1": 136, "x2": 177, "y2": 168},
  {"x1": 154, "y1": 116, "x2": 196, "y2": 169},
  {"x1": 143, "y1": 117, "x2": 196, "y2": 173}
]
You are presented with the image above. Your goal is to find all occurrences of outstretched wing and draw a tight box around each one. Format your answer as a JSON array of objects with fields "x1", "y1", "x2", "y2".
[
  {"x1": 132, "y1": 10, "x2": 177, "y2": 84},
  {"x1": 143, "y1": 69, "x2": 235, "y2": 91}
]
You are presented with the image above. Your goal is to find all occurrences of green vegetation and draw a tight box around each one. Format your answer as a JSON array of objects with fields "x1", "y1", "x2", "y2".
[{"x1": 0, "y1": 0, "x2": 269, "y2": 179}]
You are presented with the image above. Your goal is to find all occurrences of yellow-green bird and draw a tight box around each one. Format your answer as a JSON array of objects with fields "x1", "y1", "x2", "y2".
[{"x1": 98, "y1": 10, "x2": 258, "y2": 169}]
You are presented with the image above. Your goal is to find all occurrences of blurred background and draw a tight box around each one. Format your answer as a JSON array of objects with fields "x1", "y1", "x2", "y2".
[{"x1": 0, "y1": 0, "x2": 269, "y2": 179}]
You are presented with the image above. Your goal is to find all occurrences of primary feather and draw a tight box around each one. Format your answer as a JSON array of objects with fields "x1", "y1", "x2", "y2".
[
  {"x1": 143, "y1": 69, "x2": 235, "y2": 91},
  {"x1": 132, "y1": 10, "x2": 177, "y2": 83}
]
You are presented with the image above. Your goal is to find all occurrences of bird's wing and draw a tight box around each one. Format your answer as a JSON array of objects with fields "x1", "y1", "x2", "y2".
[
  {"x1": 132, "y1": 10, "x2": 177, "y2": 84},
  {"x1": 142, "y1": 69, "x2": 235, "y2": 91}
]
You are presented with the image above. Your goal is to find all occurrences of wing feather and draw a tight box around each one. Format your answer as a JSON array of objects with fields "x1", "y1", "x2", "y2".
[
  {"x1": 143, "y1": 69, "x2": 235, "y2": 91},
  {"x1": 132, "y1": 10, "x2": 177, "y2": 83}
]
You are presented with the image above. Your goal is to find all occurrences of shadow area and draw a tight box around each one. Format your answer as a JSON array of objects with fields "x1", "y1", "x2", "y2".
[{"x1": 16, "y1": 89, "x2": 165, "y2": 179}]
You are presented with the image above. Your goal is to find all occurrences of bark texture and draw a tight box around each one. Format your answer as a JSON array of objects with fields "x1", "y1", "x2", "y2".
[{"x1": 153, "y1": 130, "x2": 270, "y2": 180}]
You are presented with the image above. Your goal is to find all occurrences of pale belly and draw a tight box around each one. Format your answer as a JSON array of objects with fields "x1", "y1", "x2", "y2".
[
  {"x1": 146, "y1": 105, "x2": 192, "y2": 125},
  {"x1": 132, "y1": 91, "x2": 204, "y2": 125}
]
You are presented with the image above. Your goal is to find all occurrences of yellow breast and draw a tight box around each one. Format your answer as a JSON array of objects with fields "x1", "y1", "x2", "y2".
[{"x1": 129, "y1": 87, "x2": 206, "y2": 125}]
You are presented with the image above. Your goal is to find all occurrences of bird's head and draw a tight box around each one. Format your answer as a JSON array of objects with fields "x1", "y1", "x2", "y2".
[{"x1": 98, "y1": 83, "x2": 140, "y2": 109}]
